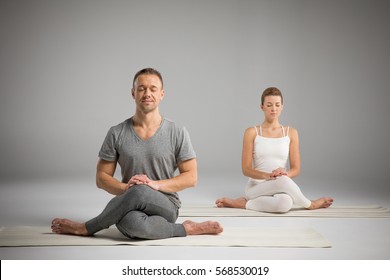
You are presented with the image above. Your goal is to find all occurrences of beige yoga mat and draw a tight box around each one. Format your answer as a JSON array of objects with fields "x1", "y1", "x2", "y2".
[
  {"x1": 0, "y1": 226, "x2": 331, "y2": 248},
  {"x1": 179, "y1": 204, "x2": 390, "y2": 218}
]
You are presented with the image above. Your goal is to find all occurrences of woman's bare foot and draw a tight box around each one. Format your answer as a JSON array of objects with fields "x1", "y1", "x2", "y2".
[
  {"x1": 307, "y1": 197, "x2": 334, "y2": 210},
  {"x1": 215, "y1": 197, "x2": 247, "y2": 209},
  {"x1": 182, "y1": 220, "x2": 223, "y2": 235},
  {"x1": 51, "y1": 218, "x2": 89, "y2": 236}
]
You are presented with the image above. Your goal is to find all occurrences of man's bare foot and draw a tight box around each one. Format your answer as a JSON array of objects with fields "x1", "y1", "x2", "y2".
[
  {"x1": 215, "y1": 197, "x2": 247, "y2": 209},
  {"x1": 51, "y1": 218, "x2": 89, "y2": 236},
  {"x1": 307, "y1": 197, "x2": 334, "y2": 210},
  {"x1": 183, "y1": 220, "x2": 223, "y2": 235}
]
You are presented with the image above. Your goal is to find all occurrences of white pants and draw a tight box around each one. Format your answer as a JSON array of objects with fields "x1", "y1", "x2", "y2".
[{"x1": 245, "y1": 176, "x2": 311, "y2": 213}]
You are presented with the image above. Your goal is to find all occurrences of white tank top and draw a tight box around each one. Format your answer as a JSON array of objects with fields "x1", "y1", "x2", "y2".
[{"x1": 252, "y1": 125, "x2": 290, "y2": 174}]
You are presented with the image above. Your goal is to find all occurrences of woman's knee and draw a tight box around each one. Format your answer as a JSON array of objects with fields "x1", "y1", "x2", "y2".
[
  {"x1": 275, "y1": 176, "x2": 300, "y2": 192},
  {"x1": 273, "y1": 194, "x2": 293, "y2": 213},
  {"x1": 277, "y1": 175, "x2": 294, "y2": 184}
]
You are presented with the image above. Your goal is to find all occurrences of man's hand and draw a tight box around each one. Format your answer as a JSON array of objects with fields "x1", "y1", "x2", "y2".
[
  {"x1": 127, "y1": 174, "x2": 160, "y2": 191},
  {"x1": 126, "y1": 159, "x2": 197, "y2": 193}
]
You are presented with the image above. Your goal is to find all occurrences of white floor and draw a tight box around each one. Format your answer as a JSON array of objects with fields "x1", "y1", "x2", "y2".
[{"x1": 1, "y1": 177, "x2": 389, "y2": 260}]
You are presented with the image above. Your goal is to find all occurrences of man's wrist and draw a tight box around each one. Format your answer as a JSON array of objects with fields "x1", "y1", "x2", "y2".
[{"x1": 151, "y1": 181, "x2": 161, "y2": 191}]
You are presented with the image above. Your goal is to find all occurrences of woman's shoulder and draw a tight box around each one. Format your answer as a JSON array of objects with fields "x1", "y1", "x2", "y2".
[
  {"x1": 244, "y1": 125, "x2": 259, "y2": 135},
  {"x1": 243, "y1": 126, "x2": 259, "y2": 142},
  {"x1": 284, "y1": 126, "x2": 299, "y2": 139},
  {"x1": 284, "y1": 125, "x2": 297, "y2": 132}
]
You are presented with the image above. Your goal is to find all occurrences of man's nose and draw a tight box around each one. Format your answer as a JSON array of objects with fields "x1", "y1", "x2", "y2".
[{"x1": 144, "y1": 88, "x2": 151, "y2": 96}]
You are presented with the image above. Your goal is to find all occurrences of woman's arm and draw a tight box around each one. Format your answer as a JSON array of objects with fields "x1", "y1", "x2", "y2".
[
  {"x1": 241, "y1": 127, "x2": 275, "y2": 180},
  {"x1": 287, "y1": 127, "x2": 301, "y2": 178}
]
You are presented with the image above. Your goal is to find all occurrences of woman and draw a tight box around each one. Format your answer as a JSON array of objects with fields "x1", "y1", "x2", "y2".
[{"x1": 216, "y1": 87, "x2": 333, "y2": 213}]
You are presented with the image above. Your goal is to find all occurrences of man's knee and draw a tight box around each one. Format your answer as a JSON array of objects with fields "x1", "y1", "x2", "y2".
[
  {"x1": 116, "y1": 211, "x2": 148, "y2": 239},
  {"x1": 123, "y1": 184, "x2": 154, "y2": 202},
  {"x1": 117, "y1": 213, "x2": 167, "y2": 240},
  {"x1": 125, "y1": 184, "x2": 150, "y2": 195}
]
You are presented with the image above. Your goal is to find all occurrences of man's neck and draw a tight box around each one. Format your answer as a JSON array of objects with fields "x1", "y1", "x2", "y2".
[{"x1": 132, "y1": 111, "x2": 163, "y2": 128}]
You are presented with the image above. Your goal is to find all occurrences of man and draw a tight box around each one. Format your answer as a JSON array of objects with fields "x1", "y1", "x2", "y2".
[{"x1": 51, "y1": 68, "x2": 223, "y2": 239}]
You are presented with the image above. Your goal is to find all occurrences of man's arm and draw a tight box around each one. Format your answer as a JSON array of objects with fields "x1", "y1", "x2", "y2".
[
  {"x1": 96, "y1": 158, "x2": 128, "y2": 195},
  {"x1": 133, "y1": 158, "x2": 197, "y2": 193}
]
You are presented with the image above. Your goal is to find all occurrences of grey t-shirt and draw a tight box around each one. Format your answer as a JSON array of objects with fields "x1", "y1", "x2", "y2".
[{"x1": 98, "y1": 117, "x2": 196, "y2": 208}]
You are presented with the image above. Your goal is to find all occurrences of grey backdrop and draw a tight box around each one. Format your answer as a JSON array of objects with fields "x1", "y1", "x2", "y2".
[{"x1": 1, "y1": 0, "x2": 389, "y2": 200}]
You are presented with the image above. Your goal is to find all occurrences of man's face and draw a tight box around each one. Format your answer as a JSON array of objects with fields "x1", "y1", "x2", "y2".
[{"x1": 132, "y1": 74, "x2": 164, "y2": 113}]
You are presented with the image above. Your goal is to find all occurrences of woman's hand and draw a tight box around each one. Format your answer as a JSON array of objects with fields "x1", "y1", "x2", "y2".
[
  {"x1": 265, "y1": 173, "x2": 277, "y2": 180},
  {"x1": 270, "y1": 168, "x2": 288, "y2": 179}
]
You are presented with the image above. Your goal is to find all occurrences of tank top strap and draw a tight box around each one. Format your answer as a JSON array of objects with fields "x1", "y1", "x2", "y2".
[
  {"x1": 254, "y1": 126, "x2": 260, "y2": 136},
  {"x1": 281, "y1": 126, "x2": 290, "y2": 137},
  {"x1": 284, "y1": 126, "x2": 290, "y2": 137}
]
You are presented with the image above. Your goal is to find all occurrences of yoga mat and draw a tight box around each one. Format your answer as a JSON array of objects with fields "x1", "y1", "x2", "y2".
[
  {"x1": 179, "y1": 205, "x2": 390, "y2": 218},
  {"x1": 0, "y1": 226, "x2": 331, "y2": 248}
]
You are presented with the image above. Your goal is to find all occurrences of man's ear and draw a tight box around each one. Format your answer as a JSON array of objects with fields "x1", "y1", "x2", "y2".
[
  {"x1": 160, "y1": 89, "x2": 165, "y2": 100},
  {"x1": 131, "y1": 88, "x2": 135, "y2": 99}
]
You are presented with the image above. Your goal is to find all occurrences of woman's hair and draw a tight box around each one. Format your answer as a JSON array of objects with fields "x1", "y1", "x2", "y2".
[
  {"x1": 132, "y1": 68, "x2": 164, "y2": 88},
  {"x1": 261, "y1": 87, "x2": 283, "y2": 105}
]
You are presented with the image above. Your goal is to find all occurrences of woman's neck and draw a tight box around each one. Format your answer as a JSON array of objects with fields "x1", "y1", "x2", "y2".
[{"x1": 261, "y1": 119, "x2": 281, "y2": 128}]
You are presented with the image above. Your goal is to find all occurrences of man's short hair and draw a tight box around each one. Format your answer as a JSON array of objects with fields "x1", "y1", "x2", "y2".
[{"x1": 132, "y1": 68, "x2": 164, "y2": 88}]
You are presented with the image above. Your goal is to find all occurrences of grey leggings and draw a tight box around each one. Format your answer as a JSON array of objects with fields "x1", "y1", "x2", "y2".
[{"x1": 85, "y1": 185, "x2": 186, "y2": 239}]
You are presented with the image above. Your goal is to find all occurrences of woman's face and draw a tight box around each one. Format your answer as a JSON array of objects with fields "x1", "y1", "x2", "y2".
[{"x1": 261, "y1": 95, "x2": 283, "y2": 120}]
